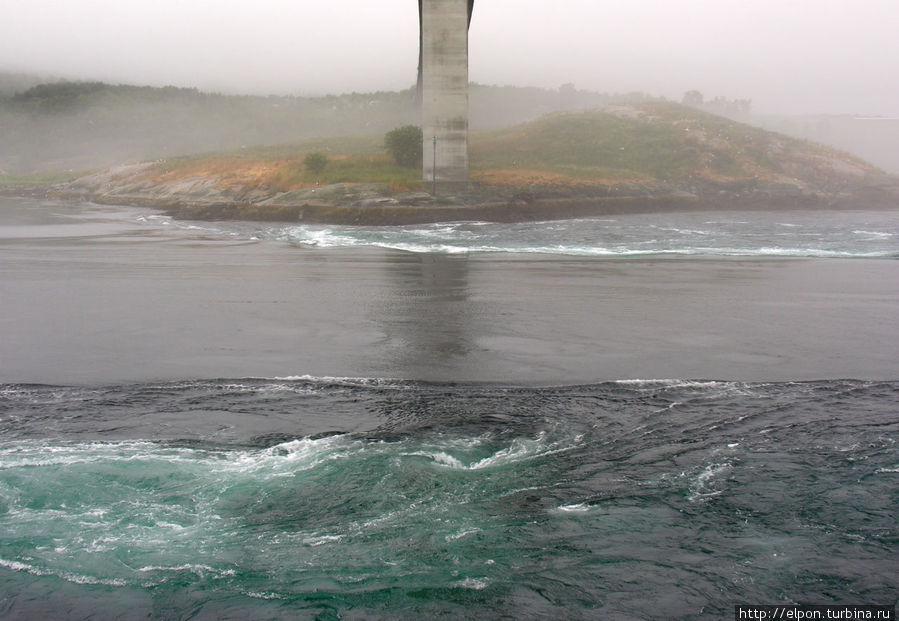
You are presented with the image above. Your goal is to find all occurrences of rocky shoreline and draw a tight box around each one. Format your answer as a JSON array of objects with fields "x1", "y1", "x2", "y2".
[
  {"x1": 4, "y1": 155, "x2": 899, "y2": 225},
  {"x1": 4, "y1": 171, "x2": 897, "y2": 227},
  {"x1": 156, "y1": 192, "x2": 895, "y2": 226}
]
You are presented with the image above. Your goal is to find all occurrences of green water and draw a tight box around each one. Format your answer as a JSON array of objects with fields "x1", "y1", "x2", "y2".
[{"x1": 2, "y1": 380, "x2": 897, "y2": 618}]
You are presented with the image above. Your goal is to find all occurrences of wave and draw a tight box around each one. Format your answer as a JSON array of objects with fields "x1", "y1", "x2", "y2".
[
  {"x1": 2, "y1": 377, "x2": 892, "y2": 405},
  {"x1": 403, "y1": 432, "x2": 582, "y2": 471},
  {"x1": 277, "y1": 229, "x2": 895, "y2": 258},
  {"x1": 854, "y1": 230, "x2": 894, "y2": 238},
  {"x1": 137, "y1": 211, "x2": 899, "y2": 258},
  {"x1": 0, "y1": 429, "x2": 583, "y2": 590},
  {"x1": 0, "y1": 557, "x2": 128, "y2": 587}
]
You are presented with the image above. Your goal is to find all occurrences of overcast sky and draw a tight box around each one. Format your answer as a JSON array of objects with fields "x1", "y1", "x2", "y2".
[{"x1": 1, "y1": 0, "x2": 897, "y2": 115}]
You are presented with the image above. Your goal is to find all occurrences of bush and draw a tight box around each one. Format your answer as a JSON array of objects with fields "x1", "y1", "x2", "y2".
[
  {"x1": 385, "y1": 125, "x2": 423, "y2": 168},
  {"x1": 303, "y1": 151, "x2": 328, "y2": 174}
]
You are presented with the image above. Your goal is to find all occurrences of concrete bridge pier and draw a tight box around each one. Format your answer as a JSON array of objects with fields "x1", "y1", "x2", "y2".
[{"x1": 420, "y1": 0, "x2": 470, "y2": 190}]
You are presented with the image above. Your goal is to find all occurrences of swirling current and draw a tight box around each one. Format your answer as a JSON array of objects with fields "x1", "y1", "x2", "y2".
[
  {"x1": 140, "y1": 209, "x2": 899, "y2": 258},
  {"x1": 1, "y1": 378, "x2": 897, "y2": 619}
]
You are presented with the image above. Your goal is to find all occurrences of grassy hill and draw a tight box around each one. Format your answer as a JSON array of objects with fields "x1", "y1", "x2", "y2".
[
  {"x1": 66, "y1": 101, "x2": 884, "y2": 193},
  {"x1": 5, "y1": 97, "x2": 896, "y2": 222},
  {"x1": 469, "y1": 102, "x2": 885, "y2": 194}
]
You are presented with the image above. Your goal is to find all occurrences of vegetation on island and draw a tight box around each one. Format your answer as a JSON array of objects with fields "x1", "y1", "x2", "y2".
[
  {"x1": 385, "y1": 125, "x2": 423, "y2": 168},
  {"x1": 1, "y1": 73, "x2": 895, "y2": 217},
  {"x1": 302, "y1": 152, "x2": 329, "y2": 175},
  {"x1": 468, "y1": 102, "x2": 847, "y2": 189}
]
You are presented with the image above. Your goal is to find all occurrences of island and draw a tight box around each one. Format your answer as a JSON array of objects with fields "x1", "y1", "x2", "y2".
[{"x1": 4, "y1": 101, "x2": 897, "y2": 224}]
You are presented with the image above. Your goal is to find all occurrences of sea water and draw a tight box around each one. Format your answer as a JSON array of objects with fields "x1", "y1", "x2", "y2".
[
  {"x1": 142, "y1": 208, "x2": 898, "y2": 258},
  {"x1": 0, "y1": 198, "x2": 897, "y2": 618},
  {"x1": 1, "y1": 379, "x2": 897, "y2": 619}
]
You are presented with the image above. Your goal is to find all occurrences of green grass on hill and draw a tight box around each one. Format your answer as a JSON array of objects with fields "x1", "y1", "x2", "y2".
[
  {"x1": 471, "y1": 103, "x2": 779, "y2": 183},
  {"x1": 149, "y1": 136, "x2": 424, "y2": 193},
  {"x1": 269, "y1": 155, "x2": 422, "y2": 191},
  {"x1": 468, "y1": 101, "x2": 879, "y2": 189},
  {"x1": 7, "y1": 102, "x2": 878, "y2": 195},
  {"x1": 471, "y1": 110, "x2": 699, "y2": 181}
]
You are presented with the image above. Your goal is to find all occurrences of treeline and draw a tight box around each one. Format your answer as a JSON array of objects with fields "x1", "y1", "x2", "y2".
[
  {"x1": 8, "y1": 81, "x2": 207, "y2": 113},
  {"x1": 0, "y1": 71, "x2": 47, "y2": 99}
]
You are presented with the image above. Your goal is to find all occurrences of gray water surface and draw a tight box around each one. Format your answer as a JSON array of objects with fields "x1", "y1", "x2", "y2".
[{"x1": 1, "y1": 198, "x2": 897, "y2": 384}]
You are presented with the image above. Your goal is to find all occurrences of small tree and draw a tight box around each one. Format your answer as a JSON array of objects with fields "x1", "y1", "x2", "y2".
[
  {"x1": 682, "y1": 90, "x2": 704, "y2": 107},
  {"x1": 304, "y1": 152, "x2": 328, "y2": 174},
  {"x1": 385, "y1": 125, "x2": 423, "y2": 168}
]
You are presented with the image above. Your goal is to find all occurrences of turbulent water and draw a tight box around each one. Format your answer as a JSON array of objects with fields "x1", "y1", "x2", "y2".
[
  {"x1": 141, "y1": 209, "x2": 898, "y2": 258},
  {"x1": 1, "y1": 198, "x2": 898, "y2": 618},
  {"x1": 1, "y1": 378, "x2": 897, "y2": 619}
]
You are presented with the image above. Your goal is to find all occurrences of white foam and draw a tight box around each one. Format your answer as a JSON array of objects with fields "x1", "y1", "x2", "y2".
[
  {"x1": 265, "y1": 374, "x2": 408, "y2": 389},
  {"x1": 555, "y1": 503, "x2": 591, "y2": 513},
  {"x1": 407, "y1": 432, "x2": 579, "y2": 471},
  {"x1": 407, "y1": 450, "x2": 466, "y2": 469},
  {"x1": 497, "y1": 484, "x2": 551, "y2": 498},
  {"x1": 615, "y1": 379, "x2": 730, "y2": 389},
  {"x1": 0, "y1": 440, "x2": 162, "y2": 469},
  {"x1": 455, "y1": 577, "x2": 491, "y2": 590},
  {"x1": 155, "y1": 521, "x2": 188, "y2": 531},
  {"x1": 0, "y1": 558, "x2": 32, "y2": 573},
  {"x1": 137, "y1": 563, "x2": 219, "y2": 574},
  {"x1": 688, "y1": 462, "x2": 732, "y2": 502},
  {"x1": 0, "y1": 435, "x2": 349, "y2": 485},
  {"x1": 652, "y1": 226, "x2": 711, "y2": 236},
  {"x1": 212, "y1": 436, "x2": 348, "y2": 476},
  {"x1": 445, "y1": 528, "x2": 481, "y2": 541},
  {"x1": 0, "y1": 557, "x2": 127, "y2": 586},
  {"x1": 245, "y1": 591, "x2": 285, "y2": 600},
  {"x1": 303, "y1": 534, "x2": 344, "y2": 547},
  {"x1": 468, "y1": 437, "x2": 543, "y2": 469}
]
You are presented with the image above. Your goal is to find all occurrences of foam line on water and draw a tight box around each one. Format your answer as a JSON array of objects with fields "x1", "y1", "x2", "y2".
[
  {"x1": 404, "y1": 432, "x2": 582, "y2": 471},
  {"x1": 0, "y1": 557, "x2": 128, "y2": 587},
  {"x1": 554, "y1": 503, "x2": 592, "y2": 513},
  {"x1": 131, "y1": 211, "x2": 899, "y2": 258}
]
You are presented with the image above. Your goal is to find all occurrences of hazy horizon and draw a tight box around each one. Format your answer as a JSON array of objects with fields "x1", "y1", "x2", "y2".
[{"x1": 2, "y1": 0, "x2": 897, "y2": 116}]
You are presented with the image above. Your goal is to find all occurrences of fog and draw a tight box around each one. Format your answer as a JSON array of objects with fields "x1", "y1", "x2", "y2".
[{"x1": 2, "y1": 0, "x2": 897, "y2": 115}]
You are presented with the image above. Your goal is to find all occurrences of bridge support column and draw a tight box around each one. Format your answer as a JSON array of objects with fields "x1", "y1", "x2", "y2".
[{"x1": 420, "y1": 0, "x2": 469, "y2": 190}]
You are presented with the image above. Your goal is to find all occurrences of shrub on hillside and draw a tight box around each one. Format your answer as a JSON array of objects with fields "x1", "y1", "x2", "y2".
[
  {"x1": 385, "y1": 125, "x2": 422, "y2": 168},
  {"x1": 304, "y1": 152, "x2": 328, "y2": 174}
]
